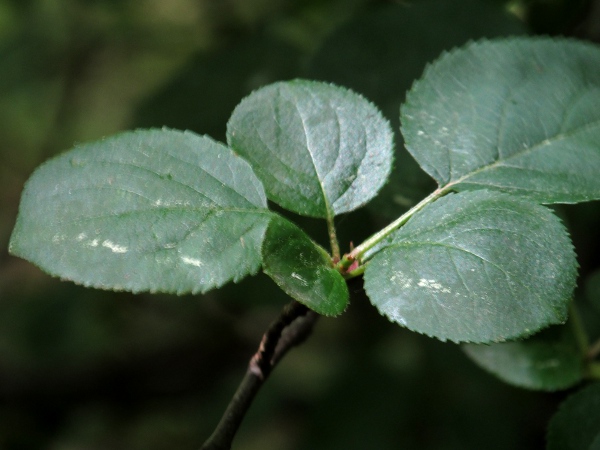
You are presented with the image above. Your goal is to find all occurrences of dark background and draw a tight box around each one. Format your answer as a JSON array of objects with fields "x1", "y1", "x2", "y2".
[{"x1": 2, "y1": 0, "x2": 600, "y2": 449}]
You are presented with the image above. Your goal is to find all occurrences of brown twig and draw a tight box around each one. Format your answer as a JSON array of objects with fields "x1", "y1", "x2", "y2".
[{"x1": 200, "y1": 301, "x2": 318, "y2": 450}]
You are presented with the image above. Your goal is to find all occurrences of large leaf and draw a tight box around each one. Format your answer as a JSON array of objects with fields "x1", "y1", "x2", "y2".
[
  {"x1": 262, "y1": 216, "x2": 348, "y2": 316},
  {"x1": 547, "y1": 382, "x2": 600, "y2": 450},
  {"x1": 401, "y1": 37, "x2": 600, "y2": 203},
  {"x1": 9, "y1": 129, "x2": 272, "y2": 294},
  {"x1": 363, "y1": 190, "x2": 577, "y2": 343},
  {"x1": 308, "y1": 0, "x2": 524, "y2": 218},
  {"x1": 463, "y1": 323, "x2": 583, "y2": 391},
  {"x1": 226, "y1": 80, "x2": 394, "y2": 219}
]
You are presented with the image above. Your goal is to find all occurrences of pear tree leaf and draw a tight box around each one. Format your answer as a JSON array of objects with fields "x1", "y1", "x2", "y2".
[
  {"x1": 226, "y1": 80, "x2": 394, "y2": 219},
  {"x1": 9, "y1": 129, "x2": 273, "y2": 294},
  {"x1": 262, "y1": 216, "x2": 349, "y2": 316},
  {"x1": 401, "y1": 37, "x2": 600, "y2": 203},
  {"x1": 363, "y1": 190, "x2": 577, "y2": 343},
  {"x1": 308, "y1": 0, "x2": 525, "y2": 218},
  {"x1": 547, "y1": 382, "x2": 600, "y2": 450},
  {"x1": 463, "y1": 323, "x2": 584, "y2": 391}
]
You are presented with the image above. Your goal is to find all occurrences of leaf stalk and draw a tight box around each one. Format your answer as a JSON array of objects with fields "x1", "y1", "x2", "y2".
[
  {"x1": 337, "y1": 188, "x2": 445, "y2": 271},
  {"x1": 326, "y1": 215, "x2": 341, "y2": 262}
]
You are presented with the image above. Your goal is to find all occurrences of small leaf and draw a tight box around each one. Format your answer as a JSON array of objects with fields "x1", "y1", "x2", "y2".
[
  {"x1": 9, "y1": 129, "x2": 272, "y2": 294},
  {"x1": 547, "y1": 382, "x2": 600, "y2": 450},
  {"x1": 262, "y1": 216, "x2": 349, "y2": 316},
  {"x1": 363, "y1": 190, "x2": 577, "y2": 343},
  {"x1": 463, "y1": 323, "x2": 584, "y2": 391},
  {"x1": 226, "y1": 80, "x2": 394, "y2": 219},
  {"x1": 402, "y1": 37, "x2": 600, "y2": 203}
]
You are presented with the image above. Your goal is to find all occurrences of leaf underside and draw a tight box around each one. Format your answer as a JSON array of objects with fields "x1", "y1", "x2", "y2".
[
  {"x1": 9, "y1": 129, "x2": 272, "y2": 294},
  {"x1": 463, "y1": 323, "x2": 583, "y2": 391},
  {"x1": 402, "y1": 37, "x2": 600, "y2": 203},
  {"x1": 226, "y1": 79, "x2": 394, "y2": 219},
  {"x1": 262, "y1": 216, "x2": 349, "y2": 316},
  {"x1": 364, "y1": 190, "x2": 577, "y2": 344}
]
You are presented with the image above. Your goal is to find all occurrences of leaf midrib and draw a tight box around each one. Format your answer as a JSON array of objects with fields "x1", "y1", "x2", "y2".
[
  {"x1": 291, "y1": 89, "x2": 337, "y2": 220},
  {"x1": 55, "y1": 205, "x2": 272, "y2": 227},
  {"x1": 54, "y1": 157, "x2": 264, "y2": 208},
  {"x1": 444, "y1": 114, "x2": 600, "y2": 191}
]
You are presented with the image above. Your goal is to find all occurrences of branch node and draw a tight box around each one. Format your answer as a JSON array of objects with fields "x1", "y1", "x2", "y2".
[{"x1": 201, "y1": 301, "x2": 317, "y2": 450}]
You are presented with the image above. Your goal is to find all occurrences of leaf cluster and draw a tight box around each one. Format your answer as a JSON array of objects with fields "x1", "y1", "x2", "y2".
[{"x1": 9, "y1": 36, "x2": 600, "y2": 446}]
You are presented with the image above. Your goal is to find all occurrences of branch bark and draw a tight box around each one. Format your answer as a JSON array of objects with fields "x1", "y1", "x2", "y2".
[{"x1": 200, "y1": 301, "x2": 318, "y2": 450}]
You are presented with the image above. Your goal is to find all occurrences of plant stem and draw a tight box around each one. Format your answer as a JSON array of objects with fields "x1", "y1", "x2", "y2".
[
  {"x1": 337, "y1": 188, "x2": 445, "y2": 270},
  {"x1": 569, "y1": 302, "x2": 589, "y2": 357},
  {"x1": 200, "y1": 301, "x2": 318, "y2": 450},
  {"x1": 326, "y1": 215, "x2": 341, "y2": 262}
]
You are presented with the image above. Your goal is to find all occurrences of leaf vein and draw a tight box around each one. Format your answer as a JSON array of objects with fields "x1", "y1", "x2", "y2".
[{"x1": 448, "y1": 117, "x2": 600, "y2": 189}]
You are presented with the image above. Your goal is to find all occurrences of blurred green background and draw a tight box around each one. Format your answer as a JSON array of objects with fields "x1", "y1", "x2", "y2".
[{"x1": 2, "y1": 0, "x2": 600, "y2": 449}]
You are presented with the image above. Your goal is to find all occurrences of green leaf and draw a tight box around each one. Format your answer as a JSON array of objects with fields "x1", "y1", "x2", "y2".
[
  {"x1": 463, "y1": 323, "x2": 584, "y2": 391},
  {"x1": 9, "y1": 129, "x2": 272, "y2": 294},
  {"x1": 401, "y1": 37, "x2": 600, "y2": 203},
  {"x1": 262, "y1": 216, "x2": 348, "y2": 316},
  {"x1": 308, "y1": 0, "x2": 525, "y2": 218},
  {"x1": 363, "y1": 190, "x2": 577, "y2": 343},
  {"x1": 226, "y1": 80, "x2": 394, "y2": 219},
  {"x1": 547, "y1": 382, "x2": 600, "y2": 450}
]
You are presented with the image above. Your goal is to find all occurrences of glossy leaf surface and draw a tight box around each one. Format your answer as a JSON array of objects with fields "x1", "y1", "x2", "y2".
[
  {"x1": 9, "y1": 129, "x2": 272, "y2": 294},
  {"x1": 463, "y1": 323, "x2": 583, "y2": 390},
  {"x1": 547, "y1": 382, "x2": 600, "y2": 450},
  {"x1": 227, "y1": 80, "x2": 393, "y2": 219},
  {"x1": 262, "y1": 217, "x2": 348, "y2": 316},
  {"x1": 364, "y1": 190, "x2": 577, "y2": 343},
  {"x1": 402, "y1": 38, "x2": 600, "y2": 203},
  {"x1": 309, "y1": 0, "x2": 524, "y2": 218}
]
